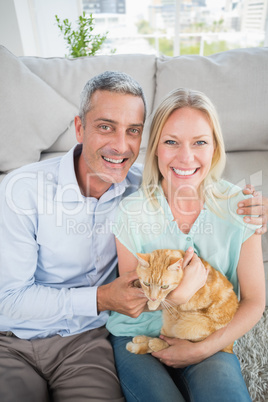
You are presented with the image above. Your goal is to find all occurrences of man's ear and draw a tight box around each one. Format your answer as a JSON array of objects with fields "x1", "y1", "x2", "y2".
[{"x1": 75, "y1": 115, "x2": 84, "y2": 144}]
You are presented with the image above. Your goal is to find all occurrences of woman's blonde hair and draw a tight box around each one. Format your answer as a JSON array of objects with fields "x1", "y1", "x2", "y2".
[{"x1": 142, "y1": 88, "x2": 227, "y2": 213}]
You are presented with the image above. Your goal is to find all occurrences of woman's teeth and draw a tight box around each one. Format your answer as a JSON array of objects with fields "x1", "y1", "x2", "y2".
[
  {"x1": 172, "y1": 168, "x2": 197, "y2": 176},
  {"x1": 103, "y1": 156, "x2": 124, "y2": 164}
]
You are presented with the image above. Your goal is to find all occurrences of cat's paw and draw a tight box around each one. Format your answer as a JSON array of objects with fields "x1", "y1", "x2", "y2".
[
  {"x1": 126, "y1": 341, "x2": 150, "y2": 354},
  {"x1": 148, "y1": 338, "x2": 169, "y2": 352},
  {"x1": 132, "y1": 335, "x2": 151, "y2": 344},
  {"x1": 126, "y1": 341, "x2": 141, "y2": 354}
]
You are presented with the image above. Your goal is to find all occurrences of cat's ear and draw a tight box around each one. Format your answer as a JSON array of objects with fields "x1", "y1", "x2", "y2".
[
  {"x1": 136, "y1": 253, "x2": 150, "y2": 268},
  {"x1": 167, "y1": 258, "x2": 183, "y2": 271}
]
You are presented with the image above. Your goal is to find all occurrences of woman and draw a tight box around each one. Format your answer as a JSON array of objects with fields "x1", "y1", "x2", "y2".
[{"x1": 106, "y1": 88, "x2": 265, "y2": 401}]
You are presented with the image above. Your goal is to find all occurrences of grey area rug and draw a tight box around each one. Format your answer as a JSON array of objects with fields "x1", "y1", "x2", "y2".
[{"x1": 234, "y1": 308, "x2": 268, "y2": 402}]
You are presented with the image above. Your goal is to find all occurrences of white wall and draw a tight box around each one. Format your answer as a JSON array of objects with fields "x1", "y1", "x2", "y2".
[
  {"x1": 0, "y1": 0, "x2": 82, "y2": 57},
  {"x1": 30, "y1": 0, "x2": 83, "y2": 57},
  {"x1": 0, "y1": 0, "x2": 24, "y2": 56}
]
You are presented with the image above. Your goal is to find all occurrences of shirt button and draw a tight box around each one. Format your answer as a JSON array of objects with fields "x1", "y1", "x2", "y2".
[{"x1": 186, "y1": 237, "x2": 191, "y2": 241}]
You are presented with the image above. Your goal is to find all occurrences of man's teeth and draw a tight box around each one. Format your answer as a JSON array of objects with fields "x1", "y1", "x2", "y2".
[
  {"x1": 172, "y1": 168, "x2": 197, "y2": 176},
  {"x1": 103, "y1": 157, "x2": 124, "y2": 164}
]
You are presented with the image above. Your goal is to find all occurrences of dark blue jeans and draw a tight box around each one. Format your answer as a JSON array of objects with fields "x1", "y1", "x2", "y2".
[{"x1": 110, "y1": 335, "x2": 252, "y2": 402}]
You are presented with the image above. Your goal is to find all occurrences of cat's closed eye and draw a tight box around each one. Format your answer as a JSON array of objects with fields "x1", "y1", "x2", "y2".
[
  {"x1": 143, "y1": 281, "x2": 150, "y2": 287},
  {"x1": 161, "y1": 285, "x2": 169, "y2": 289}
]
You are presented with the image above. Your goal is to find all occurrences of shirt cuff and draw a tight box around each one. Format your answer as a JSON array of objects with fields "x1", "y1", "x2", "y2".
[{"x1": 71, "y1": 286, "x2": 98, "y2": 317}]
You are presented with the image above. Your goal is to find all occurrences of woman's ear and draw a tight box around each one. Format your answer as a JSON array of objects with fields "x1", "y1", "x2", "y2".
[{"x1": 75, "y1": 115, "x2": 84, "y2": 144}]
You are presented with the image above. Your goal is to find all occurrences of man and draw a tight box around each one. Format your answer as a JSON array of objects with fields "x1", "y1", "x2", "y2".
[
  {"x1": 0, "y1": 71, "x2": 148, "y2": 402},
  {"x1": 0, "y1": 71, "x2": 267, "y2": 402}
]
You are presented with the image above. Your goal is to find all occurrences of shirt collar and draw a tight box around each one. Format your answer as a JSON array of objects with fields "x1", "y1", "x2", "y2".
[
  {"x1": 99, "y1": 179, "x2": 129, "y2": 204},
  {"x1": 54, "y1": 144, "x2": 129, "y2": 203},
  {"x1": 54, "y1": 145, "x2": 83, "y2": 203},
  {"x1": 155, "y1": 185, "x2": 174, "y2": 221}
]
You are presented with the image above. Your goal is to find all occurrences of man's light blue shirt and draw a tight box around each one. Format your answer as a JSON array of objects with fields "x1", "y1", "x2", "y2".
[{"x1": 0, "y1": 145, "x2": 142, "y2": 339}]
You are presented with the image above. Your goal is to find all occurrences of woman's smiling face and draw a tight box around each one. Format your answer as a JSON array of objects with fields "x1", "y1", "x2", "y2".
[{"x1": 156, "y1": 107, "x2": 215, "y2": 196}]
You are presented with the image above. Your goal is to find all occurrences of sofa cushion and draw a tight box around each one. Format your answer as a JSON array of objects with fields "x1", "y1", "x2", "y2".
[
  {"x1": 0, "y1": 46, "x2": 78, "y2": 173},
  {"x1": 21, "y1": 53, "x2": 156, "y2": 154},
  {"x1": 154, "y1": 48, "x2": 268, "y2": 152}
]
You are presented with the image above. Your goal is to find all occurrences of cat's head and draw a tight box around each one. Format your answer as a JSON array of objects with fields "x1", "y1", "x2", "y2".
[{"x1": 136, "y1": 249, "x2": 185, "y2": 310}]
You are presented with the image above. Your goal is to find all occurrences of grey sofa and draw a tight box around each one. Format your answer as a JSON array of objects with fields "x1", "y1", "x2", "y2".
[{"x1": 0, "y1": 44, "x2": 268, "y2": 401}]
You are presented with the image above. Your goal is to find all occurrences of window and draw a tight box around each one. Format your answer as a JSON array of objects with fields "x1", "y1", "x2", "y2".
[{"x1": 85, "y1": 0, "x2": 268, "y2": 56}]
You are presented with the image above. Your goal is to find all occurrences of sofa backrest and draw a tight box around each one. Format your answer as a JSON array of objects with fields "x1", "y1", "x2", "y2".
[
  {"x1": 0, "y1": 45, "x2": 156, "y2": 174},
  {"x1": 1, "y1": 45, "x2": 268, "y2": 174},
  {"x1": 154, "y1": 47, "x2": 268, "y2": 153}
]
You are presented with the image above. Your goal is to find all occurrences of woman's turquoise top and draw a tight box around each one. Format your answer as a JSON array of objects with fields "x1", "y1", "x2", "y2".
[{"x1": 106, "y1": 180, "x2": 258, "y2": 337}]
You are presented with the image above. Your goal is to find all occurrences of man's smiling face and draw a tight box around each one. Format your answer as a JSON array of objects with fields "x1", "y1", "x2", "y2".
[{"x1": 75, "y1": 90, "x2": 145, "y2": 197}]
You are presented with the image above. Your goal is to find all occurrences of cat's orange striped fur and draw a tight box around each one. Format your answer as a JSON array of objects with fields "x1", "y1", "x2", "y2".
[{"x1": 127, "y1": 249, "x2": 239, "y2": 355}]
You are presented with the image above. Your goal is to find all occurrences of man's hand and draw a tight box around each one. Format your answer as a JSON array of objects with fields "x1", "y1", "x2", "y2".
[
  {"x1": 237, "y1": 185, "x2": 268, "y2": 234},
  {"x1": 97, "y1": 270, "x2": 147, "y2": 318},
  {"x1": 152, "y1": 336, "x2": 205, "y2": 368}
]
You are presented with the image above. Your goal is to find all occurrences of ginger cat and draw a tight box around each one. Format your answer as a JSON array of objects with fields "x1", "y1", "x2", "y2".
[{"x1": 127, "y1": 249, "x2": 239, "y2": 355}]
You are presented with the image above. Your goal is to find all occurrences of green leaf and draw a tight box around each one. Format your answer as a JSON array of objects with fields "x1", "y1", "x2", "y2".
[{"x1": 55, "y1": 12, "x2": 111, "y2": 58}]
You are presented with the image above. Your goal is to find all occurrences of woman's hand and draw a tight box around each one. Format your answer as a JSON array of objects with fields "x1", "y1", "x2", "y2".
[
  {"x1": 238, "y1": 185, "x2": 268, "y2": 234},
  {"x1": 156, "y1": 234, "x2": 265, "y2": 368},
  {"x1": 168, "y1": 247, "x2": 208, "y2": 305},
  {"x1": 152, "y1": 336, "x2": 206, "y2": 368}
]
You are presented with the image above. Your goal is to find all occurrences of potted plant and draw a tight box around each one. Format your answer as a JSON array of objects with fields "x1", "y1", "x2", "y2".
[{"x1": 55, "y1": 11, "x2": 110, "y2": 58}]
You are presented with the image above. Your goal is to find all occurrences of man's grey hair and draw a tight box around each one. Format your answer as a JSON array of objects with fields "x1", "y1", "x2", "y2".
[{"x1": 79, "y1": 71, "x2": 147, "y2": 127}]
